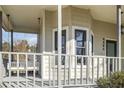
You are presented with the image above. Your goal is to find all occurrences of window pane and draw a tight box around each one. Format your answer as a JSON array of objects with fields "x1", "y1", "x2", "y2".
[
  {"x1": 54, "y1": 30, "x2": 66, "y2": 54},
  {"x1": 76, "y1": 48, "x2": 85, "y2": 55},
  {"x1": 13, "y1": 32, "x2": 37, "y2": 53},
  {"x1": 75, "y1": 30, "x2": 86, "y2": 47},
  {"x1": 2, "y1": 28, "x2": 11, "y2": 52}
]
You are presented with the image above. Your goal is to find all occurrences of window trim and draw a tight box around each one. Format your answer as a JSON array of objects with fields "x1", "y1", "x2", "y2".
[
  {"x1": 52, "y1": 26, "x2": 69, "y2": 54},
  {"x1": 72, "y1": 26, "x2": 89, "y2": 56}
]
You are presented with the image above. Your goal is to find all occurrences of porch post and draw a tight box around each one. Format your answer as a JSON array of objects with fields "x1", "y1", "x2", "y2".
[
  {"x1": 41, "y1": 9, "x2": 45, "y2": 80},
  {"x1": 116, "y1": 5, "x2": 122, "y2": 71},
  {"x1": 11, "y1": 29, "x2": 13, "y2": 52},
  {"x1": 0, "y1": 11, "x2": 2, "y2": 81},
  {"x1": 58, "y1": 5, "x2": 62, "y2": 87},
  {"x1": 10, "y1": 29, "x2": 13, "y2": 62},
  {"x1": 0, "y1": 11, "x2": 2, "y2": 51},
  {"x1": 42, "y1": 10, "x2": 45, "y2": 53}
]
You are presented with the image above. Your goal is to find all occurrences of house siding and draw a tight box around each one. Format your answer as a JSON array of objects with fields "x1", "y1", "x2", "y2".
[
  {"x1": 42, "y1": 6, "x2": 119, "y2": 56},
  {"x1": 121, "y1": 35, "x2": 124, "y2": 70},
  {"x1": 92, "y1": 20, "x2": 117, "y2": 56},
  {"x1": 38, "y1": 6, "x2": 124, "y2": 78}
]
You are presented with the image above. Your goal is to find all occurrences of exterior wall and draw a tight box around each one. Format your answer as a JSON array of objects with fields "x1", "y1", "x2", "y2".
[
  {"x1": 121, "y1": 35, "x2": 124, "y2": 57},
  {"x1": 42, "y1": 6, "x2": 117, "y2": 56},
  {"x1": 71, "y1": 6, "x2": 92, "y2": 28},
  {"x1": 92, "y1": 20, "x2": 117, "y2": 56},
  {"x1": 121, "y1": 35, "x2": 124, "y2": 70},
  {"x1": 39, "y1": 6, "x2": 124, "y2": 79}
]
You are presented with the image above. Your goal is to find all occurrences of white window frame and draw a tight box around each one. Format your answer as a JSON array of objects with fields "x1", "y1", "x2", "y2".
[
  {"x1": 72, "y1": 26, "x2": 90, "y2": 56},
  {"x1": 52, "y1": 26, "x2": 69, "y2": 54}
]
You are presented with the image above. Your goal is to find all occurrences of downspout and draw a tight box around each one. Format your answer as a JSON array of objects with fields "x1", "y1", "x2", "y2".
[{"x1": 116, "y1": 5, "x2": 122, "y2": 71}]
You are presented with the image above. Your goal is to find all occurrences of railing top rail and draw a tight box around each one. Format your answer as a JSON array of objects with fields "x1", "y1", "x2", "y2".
[{"x1": 0, "y1": 51, "x2": 124, "y2": 59}]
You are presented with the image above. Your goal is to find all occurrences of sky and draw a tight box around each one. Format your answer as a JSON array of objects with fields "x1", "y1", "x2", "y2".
[{"x1": 2, "y1": 28, "x2": 37, "y2": 45}]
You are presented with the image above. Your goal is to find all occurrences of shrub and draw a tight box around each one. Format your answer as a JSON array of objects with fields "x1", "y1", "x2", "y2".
[
  {"x1": 96, "y1": 77, "x2": 110, "y2": 88},
  {"x1": 109, "y1": 71, "x2": 124, "y2": 88},
  {"x1": 96, "y1": 71, "x2": 124, "y2": 88}
]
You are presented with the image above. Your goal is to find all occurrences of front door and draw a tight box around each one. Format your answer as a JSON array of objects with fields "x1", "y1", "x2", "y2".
[{"x1": 106, "y1": 40, "x2": 117, "y2": 74}]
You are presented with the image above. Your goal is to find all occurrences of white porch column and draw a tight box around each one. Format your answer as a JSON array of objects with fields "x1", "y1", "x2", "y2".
[
  {"x1": 0, "y1": 11, "x2": 2, "y2": 51},
  {"x1": 0, "y1": 11, "x2": 2, "y2": 80},
  {"x1": 58, "y1": 5, "x2": 62, "y2": 87},
  {"x1": 41, "y1": 9, "x2": 46, "y2": 79},
  {"x1": 42, "y1": 9, "x2": 46, "y2": 53},
  {"x1": 117, "y1": 5, "x2": 122, "y2": 71}
]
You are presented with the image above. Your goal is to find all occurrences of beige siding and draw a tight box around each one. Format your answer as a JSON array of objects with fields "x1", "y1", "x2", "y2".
[
  {"x1": 45, "y1": 11, "x2": 54, "y2": 52},
  {"x1": 92, "y1": 20, "x2": 117, "y2": 56},
  {"x1": 121, "y1": 35, "x2": 124, "y2": 57},
  {"x1": 121, "y1": 35, "x2": 124, "y2": 70},
  {"x1": 71, "y1": 6, "x2": 92, "y2": 28},
  {"x1": 40, "y1": 6, "x2": 124, "y2": 57}
]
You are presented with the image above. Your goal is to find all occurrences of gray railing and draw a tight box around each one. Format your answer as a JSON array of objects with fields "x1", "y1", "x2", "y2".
[{"x1": 0, "y1": 52, "x2": 122, "y2": 88}]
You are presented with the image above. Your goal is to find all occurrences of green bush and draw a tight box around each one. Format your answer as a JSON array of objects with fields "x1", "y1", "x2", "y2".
[
  {"x1": 96, "y1": 77, "x2": 110, "y2": 88},
  {"x1": 96, "y1": 71, "x2": 124, "y2": 88}
]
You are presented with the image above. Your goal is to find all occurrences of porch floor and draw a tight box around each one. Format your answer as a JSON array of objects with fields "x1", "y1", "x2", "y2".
[{"x1": 0, "y1": 76, "x2": 97, "y2": 88}]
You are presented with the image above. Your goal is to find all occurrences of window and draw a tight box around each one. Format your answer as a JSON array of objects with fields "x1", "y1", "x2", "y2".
[
  {"x1": 91, "y1": 35, "x2": 94, "y2": 55},
  {"x1": 13, "y1": 32, "x2": 38, "y2": 53},
  {"x1": 54, "y1": 30, "x2": 66, "y2": 65},
  {"x1": 75, "y1": 29, "x2": 86, "y2": 65},
  {"x1": 54, "y1": 30, "x2": 66, "y2": 53},
  {"x1": 2, "y1": 28, "x2": 11, "y2": 52}
]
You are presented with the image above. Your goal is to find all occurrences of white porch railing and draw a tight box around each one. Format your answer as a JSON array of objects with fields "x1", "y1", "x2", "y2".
[{"x1": 0, "y1": 52, "x2": 123, "y2": 88}]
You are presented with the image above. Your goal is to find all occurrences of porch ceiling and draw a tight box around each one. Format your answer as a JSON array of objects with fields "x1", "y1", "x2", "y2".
[
  {"x1": 1, "y1": 5, "x2": 57, "y2": 33},
  {"x1": 1, "y1": 5, "x2": 124, "y2": 33},
  {"x1": 74, "y1": 5, "x2": 124, "y2": 25}
]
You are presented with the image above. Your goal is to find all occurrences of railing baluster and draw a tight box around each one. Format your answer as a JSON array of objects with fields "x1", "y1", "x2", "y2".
[
  {"x1": 81, "y1": 57, "x2": 83, "y2": 84},
  {"x1": 53, "y1": 55, "x2": 55, "y2": 86},
  {"x1": 92, "y1": 57, "x2": 94, "y2": 84},
  {"x1": 112, "y1": 58, "x2": 114, "y2": 73},
  {"x1": 17, "y1": 54, "x2": 19, "y2": 87},
  {"x1": 108, "y1": 58, "x2": 110, "y2": 77},
  {"x1": 86, "y1": 57, "x2": 89, "y2": 84},
  {"x1": 25, "y1": 54, "x2": 28, "y2": 87},
  {"x1": 9, "y1": 53, "x2": 11, "y2": 87},
  {"x1": 49, "y1": 55, "x2": 51, "y2": 86},
  {"x1": 97, "y1": 57, "x2": 99, "y2": 80},
  {"x1": 75, "y1": 56, "x2": 77, "y2": 85},
  {"x1": 103, "y1": 58, "x2": 105, "y2": 77},
  {"x1": 33, "y1": 54, "x2": 36, "y2": 87},
  {"x1": 68, "y1": 56, "x2": 71, "y2": 85},
  {"x1": 64, "y1": 55, "x2": 66, "y2": 85},
  {"x1": 116, "y1": 58, "x2": 118, "y2": 72},
  {"x1": 41, "y1": 54, "x2": 43, "y2": 87}
]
